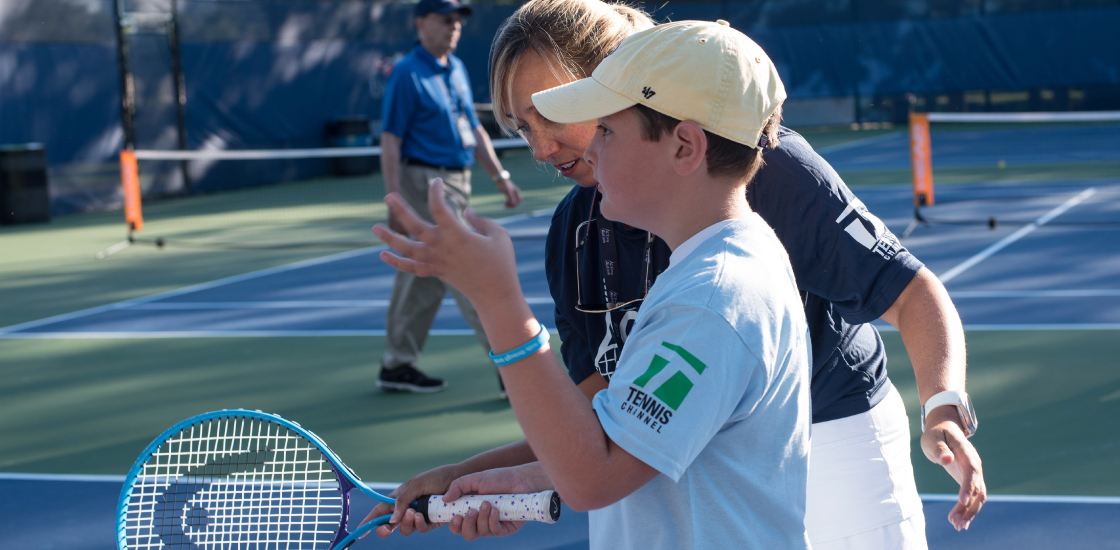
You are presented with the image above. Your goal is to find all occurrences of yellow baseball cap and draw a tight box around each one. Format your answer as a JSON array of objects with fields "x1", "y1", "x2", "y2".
[{"x1": 532, "y1": 20, "x2": 786, "y2": 149}]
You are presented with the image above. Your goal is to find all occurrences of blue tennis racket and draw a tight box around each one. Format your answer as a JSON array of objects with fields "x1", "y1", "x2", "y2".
[{"x1": 116, "y1": 409, "x2": 560, "y2": 549}]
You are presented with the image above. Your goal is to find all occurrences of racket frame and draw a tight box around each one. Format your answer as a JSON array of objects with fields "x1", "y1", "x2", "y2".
[{"x1": 115, "y1": 408, "x2": 395, "y2": 550}]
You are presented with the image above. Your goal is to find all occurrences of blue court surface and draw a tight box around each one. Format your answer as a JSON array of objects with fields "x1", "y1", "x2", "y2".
[
  {"x1": 4, "y1": 474, "x2": 1120, "y2": 550},
  {"x1": 821, "y1": 124, "x2": 1120, "y2": 171},
  {"x1": 2, "y1": 142, "x2": 1119, "y2": 548},
  {"x1": 2, "y1": 180, "x2": 1118, "y2": 339}
]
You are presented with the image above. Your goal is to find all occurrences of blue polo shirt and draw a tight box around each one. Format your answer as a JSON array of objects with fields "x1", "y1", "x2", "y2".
[{"x1": 382, "y1": 44, "x2": 480, "y2": 168}]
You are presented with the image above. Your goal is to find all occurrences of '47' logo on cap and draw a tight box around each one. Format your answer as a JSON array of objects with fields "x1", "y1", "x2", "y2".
[{"x1": 641, "y1": 87, "x2": 656, "y2": 99}]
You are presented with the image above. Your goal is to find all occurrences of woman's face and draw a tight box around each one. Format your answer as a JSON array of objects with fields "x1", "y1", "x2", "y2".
[{"x1": 505, "y1": 50, "x2": 598, "y2": 187}]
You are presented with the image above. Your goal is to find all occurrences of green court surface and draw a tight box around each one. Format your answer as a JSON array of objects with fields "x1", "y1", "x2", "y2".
[
  {"x1": 2, "y1": 128, "x2": 1118, "y2": 499},
  {"x1": 833, "y1": 160, "x2": 1120, "y2": 188},
  {"x1": 1, "y1": 330, "x2": 1118, "y2": 496},
  {"x1": 0, "y1": 336, "x2": 536, "y2": 481},
  {"x1": 887, "y1": 331, "x2": 1120, "y2": 496},
  {"x1": 0, "y1": 130, "x2": 901, "y2": 329},
  {"x1": 0, "y1": 148, "x2": 569, "y2": 330}
]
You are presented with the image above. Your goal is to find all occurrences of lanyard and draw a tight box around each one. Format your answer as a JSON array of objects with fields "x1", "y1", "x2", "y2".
[
  {"x1": 598, "y1": 223, "x2": 622, "y2": 307},
  {"x1": 434, "y1": 68, "x2": 469, "y2": 119},
  {"x1": 573, "y1": 188, "x2": 659, "y2": 315},
  {"x1": 591, "y1": 189, "x2": 653, "y2": 308}
]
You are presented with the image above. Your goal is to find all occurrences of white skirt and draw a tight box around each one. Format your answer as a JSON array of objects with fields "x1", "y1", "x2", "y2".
[{"x1": 806, "y1": 383, "x2": 927, "y2": 550}]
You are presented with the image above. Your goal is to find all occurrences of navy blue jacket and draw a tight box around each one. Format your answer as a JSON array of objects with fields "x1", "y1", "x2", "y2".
[{"x1": 544, "y1": 127, "x2": 924, "y2": 423}]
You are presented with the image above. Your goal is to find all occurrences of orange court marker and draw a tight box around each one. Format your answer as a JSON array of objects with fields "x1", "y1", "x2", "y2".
[
  {"x1": 120, "y1": 150, "x2": 144, "y2": 231},
  {"x1": 909, "y1": 112, "x2": 934, "y2": 207}
]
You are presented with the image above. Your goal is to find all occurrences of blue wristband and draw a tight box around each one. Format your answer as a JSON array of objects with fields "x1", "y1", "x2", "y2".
[{"x1": 489, "y1": 325, "x2": 550, "y2": 366}]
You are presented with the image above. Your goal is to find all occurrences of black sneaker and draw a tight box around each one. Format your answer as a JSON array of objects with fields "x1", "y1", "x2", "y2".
[{"x1": 377, "y1": 364, "x2": 447, "y2": 393}]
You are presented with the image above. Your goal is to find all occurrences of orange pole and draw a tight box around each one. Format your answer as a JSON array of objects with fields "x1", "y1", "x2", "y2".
[
  {"x1": 120, "y1": 150, "x2": 143, "y2": 231},
  {"x1": 909, "y1": 112, "x2": 934, "y2": 207}
]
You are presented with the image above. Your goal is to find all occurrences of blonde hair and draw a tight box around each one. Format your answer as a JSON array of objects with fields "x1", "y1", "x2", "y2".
[{"x1": 489, "y1": 0, "x2": 654, "y2": 135}]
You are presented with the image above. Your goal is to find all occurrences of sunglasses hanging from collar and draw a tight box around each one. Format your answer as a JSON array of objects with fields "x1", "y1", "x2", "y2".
[{"x1": 574, "y1": 187, "x2": 654, "y2": 314}]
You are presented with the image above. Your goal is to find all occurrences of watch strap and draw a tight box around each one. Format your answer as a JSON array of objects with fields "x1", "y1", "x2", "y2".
[{"x1": 921, "y1": 390, "x2": 977, "y2": 437}]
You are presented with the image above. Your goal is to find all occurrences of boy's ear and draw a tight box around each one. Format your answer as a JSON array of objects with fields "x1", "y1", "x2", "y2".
[{"x1": 670, "y1": 120, "x2": 707, "y2": 177}]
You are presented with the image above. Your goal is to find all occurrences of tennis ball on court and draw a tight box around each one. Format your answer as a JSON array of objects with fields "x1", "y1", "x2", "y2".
[{"x1": 997, "y1": 160, "x2": 1007, "y2": 169}]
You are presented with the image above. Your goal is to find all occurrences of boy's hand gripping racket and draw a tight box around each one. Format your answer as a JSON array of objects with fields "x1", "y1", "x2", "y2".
[{"x1": 116, "y1": 409, "x2": 560, "y2": 549}]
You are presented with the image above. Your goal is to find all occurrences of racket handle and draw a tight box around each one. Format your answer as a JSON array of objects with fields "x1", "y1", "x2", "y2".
[{"x1": 416, "y1": 490, "x2": 561, "y2": 524}]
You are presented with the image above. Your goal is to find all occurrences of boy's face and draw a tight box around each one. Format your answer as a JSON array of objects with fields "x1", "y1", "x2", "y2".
[{"x1": 584, "y1": 107, "x2": 671, "y2": 227}]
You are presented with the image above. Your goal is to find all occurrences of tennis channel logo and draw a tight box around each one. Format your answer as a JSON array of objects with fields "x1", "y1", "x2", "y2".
[
  {"x1": 622, "y1": 342, "x2": 707, "y2": 433},
  {"x1": 834, "y1": 198, "x2": 903, "y2": 261}
]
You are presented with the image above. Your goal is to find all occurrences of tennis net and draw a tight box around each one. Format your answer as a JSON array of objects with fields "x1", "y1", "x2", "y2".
[
  {"x1": 903, "y1": 110, "x2": 1120, "y2": 237},
  {"x1": 97, "y1": 139, "x2": 571, "y2": 257}
]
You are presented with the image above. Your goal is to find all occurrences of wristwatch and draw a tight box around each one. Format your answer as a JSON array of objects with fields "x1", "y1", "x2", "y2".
[
  {"x1": 493, "y1": 169, "x2": 511, "y2": 182},
  {"x1": 921, "y1": 390, "x2": 978, "y2": 438}
]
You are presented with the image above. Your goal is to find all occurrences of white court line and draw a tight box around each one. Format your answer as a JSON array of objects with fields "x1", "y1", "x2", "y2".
[
  {"x1": 3, "y1": 474, "x2": 1118, "y2": 505},
  {"x1": 0, "y1": 473, "x2": 403, "y2": 492},
  {"x1": 876, "y1": 323, "x2": 1120, "y2": 332},
  {"x1": 0, "y1": 473, "x2": 126, "y2": 483},
  {"x1": 814, "y1": 131, "x2": 904, "y2": 154},
  {"x1": 927, "y1": 111, "x2": 1120, "y2": 123},
  {"x1": 13, "y1": 324, "x2": 1120, "y2": 339},
  {"x1": 127, "y1": 301, "x2": 396, "y2": 309},
  {"x1": 920, "y1": 493, "x2": 1120, "y2": 505},
  {"x1": 127, "y1": 297, "x2": 556, "y2": 310},
  {"x1": 938, "y1": 188, "x2": 1097, "y2": 283},
  {"x1": 0, "y1": 211, "x2": 552, "y2": 337},
  {"x1": 132, "y1": 138, "x2": 528, "y2": 161},
  {"x1": 962, "y1": 323, "x2": 1120, "y2": 331},
  {"x1": 0, "y1": 329, "x2": 472, "y2": 339},
  {"x1": 951, "y1": 289, "x2": 1120, "y2": 298},
  {"x1": 0, "y1": 245, "x2": 387, "y2": 336}
]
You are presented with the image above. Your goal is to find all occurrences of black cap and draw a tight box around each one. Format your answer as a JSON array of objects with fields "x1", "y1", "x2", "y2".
[{"x1": 415, "y1": 0, "x2": 472, "y2": 18}]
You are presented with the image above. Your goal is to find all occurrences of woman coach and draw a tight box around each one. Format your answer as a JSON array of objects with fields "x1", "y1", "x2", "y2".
[{"x1": 364, "y1": 0, "x2": 985, "y2": 546}]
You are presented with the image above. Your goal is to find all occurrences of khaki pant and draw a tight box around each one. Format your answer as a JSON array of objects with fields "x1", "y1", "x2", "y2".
[{"x1": 382, "y1": 163, "x2": 490, "y2": 368}]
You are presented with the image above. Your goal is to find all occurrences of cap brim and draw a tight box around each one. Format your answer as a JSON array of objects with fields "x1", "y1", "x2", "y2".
[
  {"x1": 532, "y1": 77, "x2": 636, "y2": 125},
  {"x1": 419, "y1": 5, "x2": 472, "y2": 16}
]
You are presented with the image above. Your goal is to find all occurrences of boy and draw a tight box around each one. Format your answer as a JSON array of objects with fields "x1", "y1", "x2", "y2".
[{"x1": 373, "y1": 20, "x2": 810, "y2": 549}]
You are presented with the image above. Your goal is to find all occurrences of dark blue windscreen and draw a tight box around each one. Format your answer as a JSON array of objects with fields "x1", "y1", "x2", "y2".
[{"x1": 1, "y1": 0, "x2": 1117, "y2": 214}]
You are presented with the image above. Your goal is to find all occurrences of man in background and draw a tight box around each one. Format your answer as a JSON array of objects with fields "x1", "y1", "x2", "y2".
[{"x1": 378, "y1": 0, "x2": 521, "y2": 393}]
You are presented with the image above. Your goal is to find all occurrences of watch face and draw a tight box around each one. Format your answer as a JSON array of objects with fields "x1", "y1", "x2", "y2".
[
  {"x1": 961, "y1": 394, "x2": 979, "y2": 438},
  {"x1": 921, "y1": 392, "x2": 978, "y2": 438}
]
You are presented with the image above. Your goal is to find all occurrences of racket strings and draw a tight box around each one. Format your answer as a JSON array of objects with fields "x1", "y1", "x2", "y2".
[{"x1": 125, "y1": 417, "x2": 345, "y2": 549}]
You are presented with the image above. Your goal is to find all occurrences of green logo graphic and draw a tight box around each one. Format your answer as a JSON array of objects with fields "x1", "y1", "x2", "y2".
[{"x1": 632, "y1": 342, "x2": 707, "y2": 410}]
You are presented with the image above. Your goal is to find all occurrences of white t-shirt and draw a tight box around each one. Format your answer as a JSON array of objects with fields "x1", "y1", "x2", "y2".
[{"x1": 589, "y1": 215, "x2": 812, "y2": 550}]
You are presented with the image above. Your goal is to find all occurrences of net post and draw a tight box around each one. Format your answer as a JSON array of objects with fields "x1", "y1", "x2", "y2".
[
  {"x1": 909, "y1": 112, "x2": 934, "y2": 208},
  {"x1": 167, "y1": 0, "x2": 193, "y2": 195},
  {"x1": 120, "y1": 150, "x2": 144, "y2": 232},
  {"x1": 111, "y1": 0, "x2": 136, "y2": 150}
]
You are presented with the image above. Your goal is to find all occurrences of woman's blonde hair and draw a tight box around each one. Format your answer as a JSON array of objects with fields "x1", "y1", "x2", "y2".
[{"x1": 489, "y1": 0, "x2": 654, "y2": 135}]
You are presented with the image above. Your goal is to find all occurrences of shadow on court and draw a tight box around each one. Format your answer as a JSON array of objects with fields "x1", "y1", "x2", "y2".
[
  {"x1": 2, "y1": 134, "x2": 1119, "y2": 548},
  {"x1": 5, "y1": 476, "x2": 1120, "y2": 550},
  {"x1": 4, "y1": 181, "x2": 1119, "y2": 339}
]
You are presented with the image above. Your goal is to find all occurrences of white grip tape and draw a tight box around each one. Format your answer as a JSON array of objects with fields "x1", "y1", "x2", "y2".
[{"x1": 424, "y1": 490, "x2": 559, "y2": 524}]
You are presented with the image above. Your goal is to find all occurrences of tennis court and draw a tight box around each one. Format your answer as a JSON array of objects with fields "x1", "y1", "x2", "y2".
[
  {"x1": 2, "y1": 124, "x2": 1120, "y2": 549},
  {"x1": 3, "y1": 179, "x2": 1119, "y2": 337}
]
